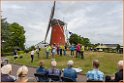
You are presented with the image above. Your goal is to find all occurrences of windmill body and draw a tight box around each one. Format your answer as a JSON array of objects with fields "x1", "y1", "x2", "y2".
[{"x1": 50, "y1": 19, "x2": 65, "y2": 45}]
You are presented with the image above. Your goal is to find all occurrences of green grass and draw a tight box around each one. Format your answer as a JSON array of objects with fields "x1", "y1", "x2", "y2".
[{"x1": 6, "y1": 49, "x2": 123, "y2": 75}]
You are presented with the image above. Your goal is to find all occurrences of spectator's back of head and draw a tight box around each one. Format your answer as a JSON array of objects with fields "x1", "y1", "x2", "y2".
[
  {"x1": 118, "y1": 60, "x2": 123, "y2": 70},
  {"x1": 67, "y1": 60, "x2": 74, "y2": 68},
  {"x1": 39, "y1": 60, "x2": 44, "y2": 67},
  {"x1": 51, "y1": 60, "x2": 57, "y2": 67},
  {"x1": 17, "y1": 65, "x2": 28, "y2": 77},
  {"x1": 93, "y1": 59, "x2": 100, "y2": 69},
  {"x1": 1, "y1": 64, "x2": 12, "y2": 74}
]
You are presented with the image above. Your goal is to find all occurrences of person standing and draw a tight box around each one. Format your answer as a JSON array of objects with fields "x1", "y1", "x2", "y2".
[
  {"x1": 70, "y1": 44, "x2": 75, "y2": 57},
  {"x1": 56, "y1": 44, "x2": 60, "y2": 56},
  {"x1": 30, "y1": 49, "x2": 35, "y2": 63},
  {"x1": 46, "y1": 45, "x2": 51, "y2": 59},
  {"x1": 63, "y1": 45, "x2": 67, "y2": 56},
  {"x1": 59, "y1": 44, "x2": 63, "y2": 56},
  {"x1": 76, "y1": 44, "x2": 81, "y2": 58},
  {"x1": 80, "y1": 45, "x2": 84, "y2": 59},
  {"x1": 36, "y1": 46, "x2": 40, "y2": 58},
  {"x1": 52, "y1": 44, "x2": 57, "y2": 59}
]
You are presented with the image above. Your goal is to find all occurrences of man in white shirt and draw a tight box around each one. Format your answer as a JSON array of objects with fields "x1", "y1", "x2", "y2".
[{"x1": 31, "y1": 49, "x2": 35, "y2": 63}]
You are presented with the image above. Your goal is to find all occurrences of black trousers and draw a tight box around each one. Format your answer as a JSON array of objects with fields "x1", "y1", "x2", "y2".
[
  {"x1": 60, "y1": 49, "x2": 62, "y2": 56},
  {"x1": 76, "y1": 51, "x2": 80, "y2": 58},
  {"x1": 37, "y1": 52, "x2": 39, "y2": 58},
  {"x1": 80, "y1": 51, "x2": 84, "y2": 59},
  {"x1": 31, "y1": 55, "x2": 34, "y2": 63},
  {"x1": 71, "y1": 50, "x2": 74, "y2": 56}
]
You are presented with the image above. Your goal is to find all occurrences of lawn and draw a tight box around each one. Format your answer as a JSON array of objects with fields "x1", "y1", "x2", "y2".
[{"x1": 6, "y1": 49, "x2": 123, "y2": 75}]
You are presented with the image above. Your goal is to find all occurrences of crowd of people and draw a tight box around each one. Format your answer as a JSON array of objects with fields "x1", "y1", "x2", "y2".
[
  {"x1": 29, "y1": 43, "x2": 85, "y2": 63},
  {"x1": 1, "y1": 59, "x2": 123, "y2": 82},
  {"x1": 45, "y1": 43, "x2": 85, "y2": 59}
]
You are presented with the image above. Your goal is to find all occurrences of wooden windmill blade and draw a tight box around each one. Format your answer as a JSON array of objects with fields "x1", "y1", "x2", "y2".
[{"x1": 44, "y1": 1, "x2": 56, "y2": 43}]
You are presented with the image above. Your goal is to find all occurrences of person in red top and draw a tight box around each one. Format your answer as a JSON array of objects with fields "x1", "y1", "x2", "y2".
[{"x1": 76, "y1": 43, "x2": 81, "y2": 58}]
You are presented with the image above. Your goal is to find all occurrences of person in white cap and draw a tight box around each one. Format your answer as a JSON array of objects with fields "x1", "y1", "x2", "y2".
[{"x1": 1, "y1": 64, "x2": 15, "y2": 82}]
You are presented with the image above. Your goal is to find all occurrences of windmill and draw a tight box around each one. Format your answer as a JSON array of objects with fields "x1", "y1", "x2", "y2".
[{"x1": 44, "y1": 1, "x2": 66, "y2": 45}]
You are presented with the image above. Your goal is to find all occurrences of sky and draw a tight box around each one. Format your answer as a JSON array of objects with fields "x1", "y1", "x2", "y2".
[{"x1": 1, "y1": 0, "x2": 123, "y2": 47}]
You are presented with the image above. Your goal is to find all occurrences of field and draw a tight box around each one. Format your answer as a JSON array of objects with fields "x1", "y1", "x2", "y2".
[{"x1": 6, "y1": 49, "x2": 123, "y2": 75}]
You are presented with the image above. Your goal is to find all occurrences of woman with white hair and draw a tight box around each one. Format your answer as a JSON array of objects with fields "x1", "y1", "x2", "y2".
[
  {"x1": 16, "y1": 65, "x2": 34, "y2": 82},
  {"x1": 63, "y1": 60, "x2": 77, "y2": 82},
  {"x1": 1, "y1": 64, "x2": 15, "y2": 82},
  {"x1": 48, "y1": 60, "x2": 61, "y2": 76}
]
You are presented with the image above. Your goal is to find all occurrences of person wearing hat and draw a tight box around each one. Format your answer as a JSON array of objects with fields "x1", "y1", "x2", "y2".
[{"x1": 1, "y1": 64, "x2": 16, "y2": 82}]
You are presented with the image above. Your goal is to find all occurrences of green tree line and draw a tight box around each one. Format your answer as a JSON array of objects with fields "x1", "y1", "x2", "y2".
[
  {"x1": 1, "y1": 18, "x2": 25, "y2": 54},
  {"x1": 69, "y1": 34, "x2": 91, "y2": 46}
]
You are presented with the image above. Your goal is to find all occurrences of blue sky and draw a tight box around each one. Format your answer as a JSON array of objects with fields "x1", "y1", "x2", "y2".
[{"x1": 1, "y1": 0, "x2": 123, "y2": 47}]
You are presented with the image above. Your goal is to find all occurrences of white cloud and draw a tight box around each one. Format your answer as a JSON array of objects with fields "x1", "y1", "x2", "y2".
[{"x1": 1, "y1": 1, "x2": 123, "y2": 47}]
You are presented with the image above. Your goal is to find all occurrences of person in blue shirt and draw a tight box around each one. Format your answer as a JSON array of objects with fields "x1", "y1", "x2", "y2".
[
  {"x1": 63, "y1": 60, "x2": 77, "y2": 82},
  {"x1": 70, "y1": 44, "x2": 75, "y2": 56},
  {"x1": 36, "y1": 60, "x2": 48, "y2": 81},
  {"x1": 86, "y1": 59, "x2": 104, "y2": 81}
]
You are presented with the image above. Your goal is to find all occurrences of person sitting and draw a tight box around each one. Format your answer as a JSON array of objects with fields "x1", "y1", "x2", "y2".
[
  {"x1": 1, "y1": 64, "x2": 16, "y2": 82},
  {"x1": 86, "y1": 59, "x2": 104, "y2": 82},
  {"x1": 16, "y1": 65, "x2": 35, "y2": 82},
  {"x1": 114, "y1": 60, "x2": 123, "y2": 82},
  {"x1": 63, "y1": 60, "x2": 77, "y2": 82},
  {"x1": 36, "y1": 60, "x2": 48, "y2": 81},
  {"x1": 48, "y1": 60, "x2": 61, "y2": 76},
  {"x1": 36, "y1": 60, "x2": 48, "y2": 74}
]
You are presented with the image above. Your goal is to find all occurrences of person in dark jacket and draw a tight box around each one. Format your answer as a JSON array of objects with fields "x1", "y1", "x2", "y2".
[
  {"x1": 105, "y1": 60, "x2": 123, "y2": 82},
  {"x1": 1, "y1": 64, "x2": 16, "y2": 82},
  {"x1": 36, "y1": 60, "x2": 48, "y2": 82},
  {"x1": 114, "y1": 60, "x2": 123, "y2": 82}
]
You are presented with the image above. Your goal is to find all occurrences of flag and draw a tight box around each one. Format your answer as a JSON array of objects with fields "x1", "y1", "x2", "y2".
[{"x1": 69, "y1": 31, "x2": 73, "y2": 35}]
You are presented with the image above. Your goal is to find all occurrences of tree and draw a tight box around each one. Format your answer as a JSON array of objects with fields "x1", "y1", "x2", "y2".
[
  {"x1": 69, "y1": 34, "x2": 91, "y2": 46},
  {"x1": 1, "y1": 18, "x2": 26, "y2": 53},
  {"x1": 1, "y1": 18, "x2": 11, "y2": 52},
  {"x1": 116, "y1": 44, "x2": 120, "y2": 53},
  {"x1": 9, "y1": 22, "x2": 26, "y2": 49}
]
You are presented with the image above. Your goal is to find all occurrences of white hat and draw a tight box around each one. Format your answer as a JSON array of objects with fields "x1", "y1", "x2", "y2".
[
  {"x1": 17, "y1": 65, "x2": 28, "y2": 76},
  {"x1": 1, "y1": 64, "x2": 12, "y2": 74}
]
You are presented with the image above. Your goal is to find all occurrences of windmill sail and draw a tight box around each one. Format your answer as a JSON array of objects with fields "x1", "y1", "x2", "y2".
[{"x1": 44, "y1": 1, "x2": 56, "y2": 43}]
